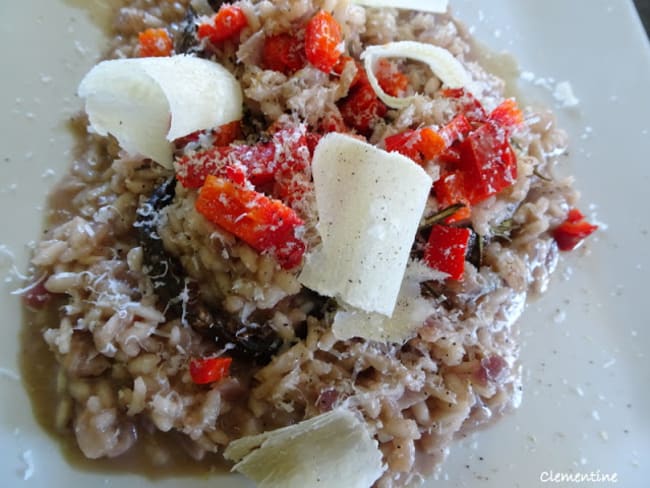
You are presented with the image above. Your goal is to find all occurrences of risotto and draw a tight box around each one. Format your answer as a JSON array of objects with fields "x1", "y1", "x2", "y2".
[{"x1": 20, "y1": 0, "x2": 597, "y2": 486}]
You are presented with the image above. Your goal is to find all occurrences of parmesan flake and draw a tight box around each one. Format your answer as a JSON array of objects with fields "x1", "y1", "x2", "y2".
[
  {"x1": 298, "y1": 133, "x2": 432, "y2": 317},
  {"x1": 332, "y1": 260, "x2": 446, "y2": 343},
  {"x1": 361, "y1": 41, "x2": 474, "y2": 109},
  {"x1": 78, "y1": 55, "x2": 243, "y2": 168},
  {"x1": 224, "y1": 408, "x2": 384, "y2": 488}
]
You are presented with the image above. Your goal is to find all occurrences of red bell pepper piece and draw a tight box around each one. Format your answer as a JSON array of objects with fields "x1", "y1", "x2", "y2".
[
  {"x1": 375, "y1": 58, "x2": 409, "y2": 97},
  {"x1": 552, "y1": 208, "x2": 598, "y2": 251},
  {"x1": 189, "y1": 356, "x2": 232, "y2": 385},
  {"x1": 196, "y1": 175, "x2": 306, "y2": 269},
  {"x1": 334, "y1": 57, "x2": 394, "y2": 135},
  {"x1": 338, "y1": 82, "x2": 387, "y2": 136},
  {"x1": 384, "y1": 129, "x2": 421, "y2": 160},
  {"x1": 433, "y1": 171, "x2": 472, "y2": 221},
  {"x1": 384, "y1": 127, "x2": 446, "y2": 164},
  {"x1": 424, "y1": 224, "x2": 471, "y2": 281},
  {"x1": 435, "y1": 119, "x2": 517, "y2": 205},
  {"x1": 418, "y1": 127, "x2": 447, "y2": 160},
  {"x1": 440, "y1": 88, "x2": 487, "y2": 123},
  {"x1": 212, "y1": 120, "x2": 242, "y2": 146},
  {"x1": 453, "y1": 122, "x2": 518, "y2": 203},
  {"x1": 439, "y1": 113, "x2": 473, "y2": 147},
  {"x1": 332, "y1": 55, "x2": 366, "y2": 88},
  {"x1": 198, "y1": 5, "x2": 248, "y2": 44},
  {"x1": 138, "y1": 28, "x2": 173, "y2": 57},
  {"x1": 174, "y1": 120, "x2": 241, "y2": 150},
  {"x1": 305, "y1": 11, "x2": 343, "y2": 73},
  {"x1": 175, "y1": 125, "x2": 310, "y2": 193},
  {"x1": 431, "y1": 93, "x2": 523, "y2": 222},
  {"x1": 262, "y1": 33, "x2": 306, "y2": 74},
  {"x1": 488, "y1": 99, "x2": 524, "y2": 136}
]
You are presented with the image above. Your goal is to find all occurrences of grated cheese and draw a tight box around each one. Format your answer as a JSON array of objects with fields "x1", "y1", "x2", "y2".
[{"x1": 553, "y1": 81, "x2": 580, "y2": 108}]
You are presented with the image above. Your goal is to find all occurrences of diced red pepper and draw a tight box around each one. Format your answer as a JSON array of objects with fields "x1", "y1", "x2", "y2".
[
  {"x1": 175, "y1": 125, "x2": 309, "y2": 193},
  {"x1": 212, "y1": 120, "x2": 242, "y2": 146},
  {"x1": 305, "y1": 11, "x2": 343, "y2": 73},
  {"x1": 262, "y1": 33, "x2": 306, "y2": 75},
  {"x1": 455, "y1": 122, "x2": 518, "y2": 203},
  {"x1": 384, "y1": 129, "x2": 421, "y2": 160},
  {"x1": 431, "y1": 171, "x2": 473, "y2": 223},
  {"x1": 189, "y1": 356, "x2": 232, "y2": 385},
  {"x1": 418, "y1": 127, "x2": 447, "y2": 160},
  {"x1": 266, "y1": 124, "x2": 312, "y2": 204},
  {"x1": 488, "y1": 99, "x2": 524, "y2": 136},
  {"x1": 431, "y1": 92, "x2": 523, "y2": 222},
  {"x1": 435, "y1": 120, "x2": 517, "y2": 207},
  {"x1": 338, "y1": 82, "x2": 387, "y2": 136},
  {"x1": 375, "y1": 59, "x2": 409, "y2": 97},
  {"x1": 176, "y1": 145, "x2": 226, "y2": 188},
  {"x1": 384, "y1": 127, "x2": 445, "y2": 164},
  {"x1": 440, "y1": 88, "x2": 487, "y2": 124},
  {"x1": 438, "y1": 114, "x2": 473, "y2": 147},
  {"x1": 305, "y1": 132, "x2": 323, "y2": 155},
  {"x1": 137, "y1": 28, "x2": 173, "y2": 57},
  {"x1": 424, "y1": 224, "x2": 471, "y2": 281},
  {"x1": 176, "y1": 143, "x2": 276, "y2": 189},
  {"x1": 552, "y1": 208, "x2": 598, "y2": 251},
  {"x1": 332, "y1": 55, "x2": 365, "y2": 88},
  {"x1": 174, "y1": 120, "x2": 241, "y2": 151},
  {"x1": 223, "y1": 162, "x2": 248, "y2": 186},
  {"x1": 198, "y1": 5, "x2": 248, "y2": 44},
  {"x1": 196, "y1": 175, "x2": 306, "y2": 268}
]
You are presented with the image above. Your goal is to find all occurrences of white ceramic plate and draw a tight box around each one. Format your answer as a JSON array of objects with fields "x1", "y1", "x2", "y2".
[{"x1": 1, "y1": 1, "x2": 648, "y2": 486}]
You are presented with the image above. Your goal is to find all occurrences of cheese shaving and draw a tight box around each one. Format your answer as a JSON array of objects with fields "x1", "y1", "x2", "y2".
[
  {"x1": 332, "y1": 260, "x2": 446, "y2": 343},
  {"x1": 78, "y1": 55, "x2": 242, "y2": 168},
  {"x1": 224, "y1": 408, "x2": 384, "y2": 488},
  {"x1": 351, "y1": 0, "x2": 448, "y2": 13},
  {"x1": 298, "y1": 133, "x2": 432, "y2": 317},
  {"x1": 361, "y1": 41, "x2": 474, "y2": 109}
]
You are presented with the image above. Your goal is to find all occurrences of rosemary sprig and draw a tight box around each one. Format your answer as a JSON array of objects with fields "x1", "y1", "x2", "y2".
[
  {"x1": 420, "y1": 203, "x2": 466, "y2": 229},
  {"x1": 490, "y1": 218, "x2": 514, "y2": 241},
  {"x1": 532, "y1": 167, "x2": 552, "y2": 181}
]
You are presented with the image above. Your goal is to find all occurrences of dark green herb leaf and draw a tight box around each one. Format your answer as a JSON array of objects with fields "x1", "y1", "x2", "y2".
[{"x1": 420, "y1": 203, "x2": 466, "y2": 229}]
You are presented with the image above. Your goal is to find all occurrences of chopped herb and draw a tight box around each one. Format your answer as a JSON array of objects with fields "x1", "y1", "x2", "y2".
[
  {"x1": 533, "y1": 167, "x2": 552, "y2": 181},
  {"x1": 420, "y1": 203, "x2": 466, "y2": 229},
  {"x1": 466, "y1": 230, "x2": 483, "y2": 269},
  {"x1": 174, "y1": 6, "x2": 199, "y2": 54},
  {"x1": 491, "y1": 218, "x2": 514, "y2": 240}
]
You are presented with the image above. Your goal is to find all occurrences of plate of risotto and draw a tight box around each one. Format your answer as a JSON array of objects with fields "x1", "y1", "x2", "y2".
[{"x1": 1, "y1": 0, "x2": 648, "y2": 487}]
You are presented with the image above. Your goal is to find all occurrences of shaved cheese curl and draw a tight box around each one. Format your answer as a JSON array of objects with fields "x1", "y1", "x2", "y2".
[{"x1": 361, "y1": 41, "x2": 474, "y2": 109}]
